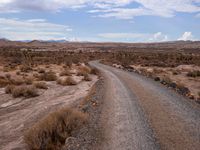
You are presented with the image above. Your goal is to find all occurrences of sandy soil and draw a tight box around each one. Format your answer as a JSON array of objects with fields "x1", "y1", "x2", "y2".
[{"x1": 0, "y1": 76, "x2": 97, "y2": 150}]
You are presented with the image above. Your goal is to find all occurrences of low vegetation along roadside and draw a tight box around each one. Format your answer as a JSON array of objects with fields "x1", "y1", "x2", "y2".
[
  {"x1": 24, "y1": 68, "x2": 101, "y2": 150},
  {"x1": 5, "y1": 85, "x2": 39, "y2": 98},
  {"x1": 24, "y1": 108, "x2": 88, "y2": 150},
  {"x1": 113, "y1": 64, "x2": 200, "y2": 102},
  {"x1": 0, "y1": 61, "x2": 96, "y2": 99},
  {"x1": 57, "y1": 77, "x2": 77, "y2": 86}
]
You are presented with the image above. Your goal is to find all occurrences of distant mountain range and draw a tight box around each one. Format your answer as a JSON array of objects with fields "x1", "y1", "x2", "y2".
[{"x1": 0, "y1": 38, "x2": 200, "y2": 46}]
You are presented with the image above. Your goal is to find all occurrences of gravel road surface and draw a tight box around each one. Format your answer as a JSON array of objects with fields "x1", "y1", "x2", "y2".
[{"x1": 89, "y1": 61, "x2": 200, "y2": 150}]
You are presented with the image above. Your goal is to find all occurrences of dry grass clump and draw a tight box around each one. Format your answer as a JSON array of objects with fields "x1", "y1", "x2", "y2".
[
  {"x1": 83, "y1": 74, "x2": 92, "y2": 81},
  {"x1": 0, "y1": 76, "x2": 10, "y2": 88},
  {"x1": 172, "y1": 70, "x2": 180, "y2": 75},
  {"x1": 5, "y1": 85, "x2": 39, "y2": 98},
  {"x1": 37, "y1": 68, "x2": 45, "y2": 74},
  {"x1": 16, "y1": 71, "x2": 21, "y2": 75},
  {"x1": 187, "y1": 70, "x2": 200, "y2": 78},
  {"x1": 5, "y1": 85, "x2": 15, "y2": 94},
  {"x1": 161, "y1": 76, "x2": 173, "y2": 85},
  {"x1": 59, "y1": 69, "x2": 71, "y2": 76},
  {"x1": 24, "y1": 108, "x2": 87, "y2": 150},
  {"x1": 24, "y1": 77, "x2": 33, "y2": 85},
  {"x1": 9, "y1": 77, "x2": 24, "y2": 86},
  {"x1": 40, "y1": 71, "x2": 57, "y2": 81},
  {"x1": 34, "y1": 82, "x2": 48, "y2": 89},
  {"x1": 20, "y1": 65, "x2": 32, "y2": 73},
  {"x1": 57, "y1": 77, "x2": 77, "y2": 86},
  {"x1": 0, "y1": 75, "x2": 31, "y2": 88},
  {"x1": 90, "y1": 67, "x2": 99, "y2": 75},
  {"x1": 77, "y1": 66, "x2": 91, "y2": 76},
  {"x1": 3, "y1": 66, "x2": 9, "y2": 72}
]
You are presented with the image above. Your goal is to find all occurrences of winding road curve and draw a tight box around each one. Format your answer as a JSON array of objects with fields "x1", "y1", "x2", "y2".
[{"x1": 89, "y1": 61, "x2": 200, "y2": 150}]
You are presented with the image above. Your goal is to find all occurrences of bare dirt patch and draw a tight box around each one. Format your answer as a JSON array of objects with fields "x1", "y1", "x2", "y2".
[{"x1": 0, "y1": 74, "x2": 97, "y2": 150}]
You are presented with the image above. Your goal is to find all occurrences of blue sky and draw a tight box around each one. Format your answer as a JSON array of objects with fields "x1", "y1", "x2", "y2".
[{"x1": 0, "y1": 0, "x2": 200, "y2": 42}]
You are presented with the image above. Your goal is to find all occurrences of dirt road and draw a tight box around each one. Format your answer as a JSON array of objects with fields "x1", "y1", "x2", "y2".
[{"x1": 89, "y1": 61, "x2": 200, "y2": 150}]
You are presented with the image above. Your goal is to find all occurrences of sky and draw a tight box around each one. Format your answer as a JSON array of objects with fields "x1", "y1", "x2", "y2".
[{"x1": 0, "y1": 0, "x2": 200, "y2": 42}]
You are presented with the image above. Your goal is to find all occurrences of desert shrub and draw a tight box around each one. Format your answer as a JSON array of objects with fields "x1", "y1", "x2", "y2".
[
  {"x1": 90, "y1": 67, "x2": 99, "y2": 75},
  {"x1": 57, "y1": 77, "x2": 77, "y2": 86},
  {"x1": 11, "y1": 85, "x2": 39, "y2": 98},
  {"x1": 9, "y1": 77, "x2": 24, "y2": 85},
  {"x1": 56, "y1": 78, "x2": 64, "y2": 85},
  {"x1": 24, "y1": 108, "x2": 87, "y2": 150},
  {"x1": 3, "y1": 66, "x2": 10, "y2": 72},
  {"x1": 161, "y1": 76, "x2": 172, "y2": 85},
  {"x1": 64, "y1": 59, "x2": 72, "y2": 68},
  {"x1": 187, "y1": 70, "x2": 200, "y2": 78},
  {"x1": 20, "y1": 65, "x2": 32, "y2": 73},
  {"x1": 0, "y1": 76, "x2": 10, "y2": 88},
  {"x1": 45, "y1": 65, "x2": 50, "y2": 68},
  {"x1": 65, "y1": 77, "x2": 77, "y2": 85},
  {"x1": 40, "y1": 71, "x2": 57, "y2": 81},
  {"x1": 37, "y1": 68, "x2": 45, "y2": 74},
  {"x1": 33, "y1": 73, "x2": 41, "y2": 80},
  {"x1": 16, "y1": 71, "x2": 21, "y2": 75},
  {"x1": 172, "y1": 70, "x2": 179, "y2": 75},
  {"x1": 77, "y1": 66, "x2": 91, "y2": 76},
  {"x1": 5, "y1": 74, "x2": 11, "y2": 79},
  {"x1": 152, "y1": 68, "x2": 164, "y2": 74},
  {"x1": 83, "y1": 74, "x2": 92, "y2": 81},
  {"x1": 5, "y1": 85, "x2": 15, "y2": 94},
  {"x1": 24, "y1": 77, "x2": 33, "y2": 85},
  {"x1": 34, "y1": 82, "x2": 48, "y2": 89},
  {"x1": 59, "y1": 69, "x2": 71, "y2": 76},
  {"x1": 77, "y1": 71, "x2": 87, "y2": 76}
]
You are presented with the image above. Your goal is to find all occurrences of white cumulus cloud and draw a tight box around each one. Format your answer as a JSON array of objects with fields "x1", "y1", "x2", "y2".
[
  {"x1": 0, "y1": 0, "x2": 200, "y2": 19},
  {"x1": 0, "y1": 18, "x2": 72, "y2": 40},
  {"x1": 178, "y1": 32, "x2": 194, "y2": 41},
  {"x1": 98, "y1": 32, "x2": 168, "y2": 42}
]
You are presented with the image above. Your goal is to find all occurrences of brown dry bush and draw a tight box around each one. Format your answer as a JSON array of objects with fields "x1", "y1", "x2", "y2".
[
  {"x1": 40, "y1": 71, "x2": 57, "y2": 81},
  {"x1": 3, "y1": 65, "x2": 15, "y2": 72},
  {"x1": 0, "y1": 76, "x2": 10, "y2": 88},
  {"x1": 16, "y1": 71, "x2": 21, "y2": 75},
  {"x1": 24, "y1": 108, "x2": 87, "y2": 150},
  {"x1": 77, "y1": 66, "x2": 91, "y2": 76},
  {"x1": 34, "y1": 82, "x2": 48, "y2": 89},
  {"x1": 9, "y1": 77, "x2": 24, "y2": 85},
  {"x1": 5, "y1": 85, "x2": 15, "y2": 94},
  {"x1": 187, "y1": 70, "x2": 200, "y2": 78},
  {"x1": 6, "y1": 85, "x2": 39, "y2": 98},
  {"x1": 57, "y1": 77, "x2": 77, "y2": 86},
  {"x1": 20, "y1": 65, "x2": 32, "y2": 73},
  {"x1": 172, "y1": 70, "x2": 180, "y2": 75},
  {"x1": 59, "y1": 69, "x2": 71, "y2": 76},
  {"x1": 83, "y1": 74, "x2": 92, "y2": 81},
  {"x1": 161, "y1": 76, "x2": 173, "y2": 85},
  {"x1": 37, "y1": 68, "x2": 45, "y2": 74},
  {"x1": 90, "y1": 67, "x2": 99, "y2": 75},
  {"x1": 24, "y1": 77, "x2": 33, "y2": 85}
]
